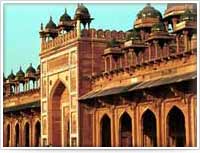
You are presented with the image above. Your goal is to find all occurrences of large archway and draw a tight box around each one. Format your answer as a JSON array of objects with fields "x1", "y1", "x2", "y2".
[
  {"x1": 15, "y1": 123, "x2": 20, "y2": 147},
  {"x1": 119, "y1": 112, "x2": 132, "y2": 147},
  {"x1": 142, "y1": 109, "x2": 157, "y2": 147},
  {"x1": 24, "y1": 122, "x2": 30, "y2": 147},
  {"x1": 167, "y1": 106, "x2": 186, "y2": 147},
  {"x1": 6, "y1": 124, "x2": 10, "y2": 147},
  {"x1": 35, "y1": 121, "x2": 41, "y2": 147},
  {"x1": 100, "y1": 114, "x2": 111, "y2": 147},
  {"x1": 49, "y1": 80, "x2": 68, "y2": 147}
]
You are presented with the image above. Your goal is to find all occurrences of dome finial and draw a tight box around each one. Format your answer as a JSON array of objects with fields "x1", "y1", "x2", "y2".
[
  {"x1": 65, "y1": 8, "x2": 67, "y2": 14},
  {"x1": 50, "y1": 16, "x2": 52, "y2": 21}
]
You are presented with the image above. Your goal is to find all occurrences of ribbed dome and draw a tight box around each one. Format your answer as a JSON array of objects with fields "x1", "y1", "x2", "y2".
[
  {"x1": 151, "y1": 23, "x2": 166, "y2": 32},
  {"x1": 60, "y1": 8, "x2": 72, "y2": 22},
  {"x1": 7, "y1": 70, "x2": 15, "y2": 81},
  {"x1": 74, "y1": 4, "x2": 91, "y2": 20},
  {"x1": 26, "y1": 63, "x2": 36, "y2": 74},
  {"x1": 16, "y1": 67, "x2": 25, "y2": 78},
  {"x1": 137, "y1": 3, "x2": 162, "y2": 20},
  {"x1": 45, "y1": 16, "x2": 57, "y2": 29}
]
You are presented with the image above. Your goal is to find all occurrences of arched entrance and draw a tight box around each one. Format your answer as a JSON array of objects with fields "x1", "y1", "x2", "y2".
[
  {"x1": 142, "y1": 109, "x2": 157, "y2": 147},
  {"x1": 100, "y1": 114, "x2": 111, "y2": 147},
  {"x1": 50, "y1": 80, "x2": 68, "y2": 147},
  {"x1": 24, "y1": 122, "x2": 30, "y2": 147},
  {"x1": 119, "y1": 112, "x2": 132, "y2": 147},
  {"x1": 167, "y1": 106, "x2": 186, "y2": 147},
  {"x1": 15, "y1": 123, "x2": 20, "y2": 147},
  {"x1": 35, "y1": 121, "x2": 41, "y2": 147},
  {"x1": 6, "y1": 124, "x2": 10, "y2": 147}
]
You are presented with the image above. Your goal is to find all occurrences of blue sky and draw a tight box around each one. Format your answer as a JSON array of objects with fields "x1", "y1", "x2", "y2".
[{"x1": 3, "y1": 3, "x2": 167, "y2": 76}]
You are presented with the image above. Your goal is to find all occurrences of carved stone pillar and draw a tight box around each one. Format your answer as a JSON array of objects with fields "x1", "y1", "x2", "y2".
[
  {"x1": 153, "y1": 40, "x2": 158, "y2": 59},
  {"x1": 183, "y1": 30, "x2": 189, "y2": 52}
]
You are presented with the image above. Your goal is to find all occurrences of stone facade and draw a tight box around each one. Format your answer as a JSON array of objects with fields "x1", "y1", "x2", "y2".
[{"x1": 3, "y1": 3, "x2": 197, "y2": 147}]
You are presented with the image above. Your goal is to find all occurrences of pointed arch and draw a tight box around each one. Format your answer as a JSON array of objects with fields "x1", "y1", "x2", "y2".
[
  {"x1": 49, "y1": 79, "x2": 68, "y2": 147},
  {"x1": 119, "y1": 112, "x2": 132, "y2": 147},
  {"x1": 141, "y1": 109, "x2": 157, "y2": 147},
  {"x1": 167, "y1": 106, "x2": 186, "y2": 147},
  {"x1": 100, "y1": 114, "x2": 111, "y2": 147}
]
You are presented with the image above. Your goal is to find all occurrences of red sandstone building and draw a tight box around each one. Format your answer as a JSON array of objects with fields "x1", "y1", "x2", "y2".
[{"x1": 3, "y1": 3, "x2": 197, "y2": 147}]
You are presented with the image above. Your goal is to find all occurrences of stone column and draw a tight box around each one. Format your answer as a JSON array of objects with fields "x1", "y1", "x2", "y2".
[
  {"x1": 183, "y1": 30, "x2": 189, "y2": 52},
  {"x1": 76, "y1": 20, "x2": 81, "y2": 39},
  {"x1": 114, "y1": 109, "x2": 119, "y2": 146},
  {"x1": 153, "y1": 40, "x2": 158, "y2": 59},
  {"x1": 110, "y1": 107, "x2": 115, "y2": 147},
  {"x1": 184, "y1": 105, "x2": 190, "y2": 147},
  {"x1": 109, "y1": 56, "x2": 112, "y2": 70}
]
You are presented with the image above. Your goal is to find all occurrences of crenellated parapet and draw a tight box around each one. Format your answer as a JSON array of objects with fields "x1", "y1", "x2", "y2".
[
  {"x1": 81, "y1": 29, "x2": 126, "y2": 40},
  {"x1": 41, "y1": 29, "x2": 77, "y2": 51},
  {"x1": 41, "y1": 28, "x2": 127, "y2": 52}
]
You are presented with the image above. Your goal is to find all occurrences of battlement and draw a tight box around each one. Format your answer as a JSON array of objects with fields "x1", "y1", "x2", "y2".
[
  {"x1": 81, "y1": 28, "x2": 126, "y2": 40},
  {"x1": 41, "y1": 30, "x2": 78, "y2": 52},
  {"x1": 41, "y1": 29, "x2": 127, "y2": 52}
]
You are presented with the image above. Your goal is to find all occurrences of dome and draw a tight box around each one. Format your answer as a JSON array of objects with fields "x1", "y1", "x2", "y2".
[
  {"x1": 16, "y1": 67, "x2": 25, "y2": 79},
  {"x1": 74, "y1": 4, "x2": 91, "y2": 20},
  {"x1": 137, "y1": 4, "x2": 162, "y2": 20},
  {"x1": 26, "y1": 63, "x2": 36, "y2": 74},
  {"x1": 7, "y1": 70, "x2": 15, "y2": 81},
  {"x1": 45, "y1": 16, "x2": 57, "y2": 29},
  {"x1": 60, "y1": 8, "x2": 72, "y2": 22},
  {"x1": 151, "y1": 23, "x2": 166, "y2": 32}
]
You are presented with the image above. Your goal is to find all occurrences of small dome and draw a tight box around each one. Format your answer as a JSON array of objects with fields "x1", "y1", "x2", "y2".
[
  {"x1": 60, "y1": 8, "x2": 72, "y2": 22},
  {"x1": 74, "y1": 4, "x2": 91, "y2": 20},
  {"x1": 180, "y1": 9, "x2": 196, "y2": 21},
  {"x1": 26, "y1": 63, "x2": 36, "y2": 74},
  {"x1": 151, "y1": 23, "x2": 166, "y2": 32},
  {"x1": 45, "y1": 16, "x2": 57, "y2": 29},
  {"x1": 16, "y1": 67, "x2": 25, "y2": 79},
  {"x1": 7, "y1": 70, "x2": 15, "y2": 81},
  {"x1": 137, "y1": 3, "x2": 162, "y2": 20}
]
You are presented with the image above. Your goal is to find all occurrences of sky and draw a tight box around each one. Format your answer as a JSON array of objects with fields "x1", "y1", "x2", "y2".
[{"x1": 3, "y1": 3, "x2": 167, "y2": 77}]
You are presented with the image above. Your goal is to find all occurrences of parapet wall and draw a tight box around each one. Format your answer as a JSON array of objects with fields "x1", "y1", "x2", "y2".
[{"x1": 41, "y1": 29, "x2": 127, "y2": 52}]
